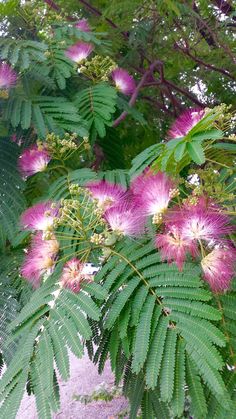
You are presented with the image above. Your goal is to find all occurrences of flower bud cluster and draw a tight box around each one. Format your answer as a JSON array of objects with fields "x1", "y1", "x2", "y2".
[
  {"x1": 45, "y1": 132, "x2": 79, "y2": 158},
  {"x1": 187, "y1": 167, "x2": 235, "y2": 203},
  {"x1": 78, "y1": 55, "x2": 117, "y2": 82},
  {"x1": 152, "y1": 212, "x2": 163, "y2": 225},
  {"x1": 169, "y1": 188, "x2": 179, "y2": 199},
  {"x1": 90, "y1": 233, "x2": 105, "y2": 245}
]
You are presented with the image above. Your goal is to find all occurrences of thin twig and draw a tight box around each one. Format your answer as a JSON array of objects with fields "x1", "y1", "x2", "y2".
[
  {"x1": 77, "y1": 0, "x2": 129, "y2": 39},
  {"x1": 113, "y1": 60, "x2": 163, "y2": 127},
  {"x1": 174, "y1": 43, "x2": 235, "y2": 80}
]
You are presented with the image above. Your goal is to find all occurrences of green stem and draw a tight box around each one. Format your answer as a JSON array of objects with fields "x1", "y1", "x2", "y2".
[{"x1": 109, "y1": 248, "x2": 163, "y2": 307}]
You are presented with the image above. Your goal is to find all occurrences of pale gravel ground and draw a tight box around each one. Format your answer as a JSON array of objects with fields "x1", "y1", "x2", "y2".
[{"x1": 17, "y1": 352, "x2": 129, "y2": 419}]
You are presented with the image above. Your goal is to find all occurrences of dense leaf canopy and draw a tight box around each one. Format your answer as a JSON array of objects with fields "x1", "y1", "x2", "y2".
[{"x1": 0, "y1": 1, "x2": 235, "y2": 418}]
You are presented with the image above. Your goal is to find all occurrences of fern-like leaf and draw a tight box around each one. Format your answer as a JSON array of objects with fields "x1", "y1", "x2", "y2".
[
  {"x1": 159, "y1": 329, "x2": 177, "y2": 402},
  {"x1": 74, "y1": 83, "x2": 117, "y2": 139},
  {"x1": 132, "y1": 294, "x2": 156, "y2": 373}
]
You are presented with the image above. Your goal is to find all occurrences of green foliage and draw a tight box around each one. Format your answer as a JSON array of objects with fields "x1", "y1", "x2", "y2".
[
  {"x1": 46, "y1": 45, "x2": 75, "y2": 90},
  {"x1": 0, "y1": 39, "x2": 47, "y2": 70},
  {"x1": 74, "y1": 83, "x2": 117, "y2": 140},
  {"x1": 0, "y1": 2, "x2": 236, "y2": 418},
  {"x1": 152, "y1": 110, "x2": 227, "y2": 174},
  {"x1": 93, "y1": 238, "x2": 233, "y2": 416},
  {"x1": 0, "y1": 268, "x2": 106, "y2": 418},
  {"x1": 0, "y1": 139, "x2": 26, "y2": 243},
  {"x1": 4, "y1": 95, "x2": 88, "y2": 138}
]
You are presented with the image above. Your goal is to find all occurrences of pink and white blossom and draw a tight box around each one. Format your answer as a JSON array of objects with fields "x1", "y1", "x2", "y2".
[
  {"x1": 168, "y1": 108, "x2": 205, "y2": 139},
  {"x1": 131, "y1": 171, "x2": 176, "y2": 221},
  {"x1": 21, "y1": 233, "x2": 59, "y2": 288},
  {"x1": 86, "y1": 180, "x2": 127, "y2": 210},
  {"x1": 18, "y1": 145, "x2": 51, "y2": 178},
  {"x1": 21, "y1": 201, "x2": 57, "y2": 231},
  {"x1": 104, "y1": 201, "x2": 144, "y2": 237},
  {"x1": 111, "y1": 68, "x2": 135, "y2": 95},
  {"x1": 75, "y1": 19, "x2": 90, "y2": 32},
  {"x1": 201, "y1": 247, "x2": 235, "y2": 292},
  {"x1": 156, "y1": 226, "x2": 198, "y2": 270},
  {"x1": 0, "y1": 62, "x2": 17, "y2": 89},
  {"x1": 167, "y1": 198, "x2": 233, "y2": 243},
  {"x1": 65, "y1": 41, "x2": 93, "y2": 63},
  {"x1": 60, "y1": 258, "x2": 94, "y2": 293}
]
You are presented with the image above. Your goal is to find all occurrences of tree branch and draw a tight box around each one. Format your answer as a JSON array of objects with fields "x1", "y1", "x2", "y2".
[
  {"x1": 174, "y1": 42, "x2": 235, "y2": 80},
  {"x1": 142, "y1": 96, "x2": 176, "y2": 117},
  {"x1": 212, "y1": 0, "x2": 236, "y2": 21},
  {"x1": 192, "y1": 2, "x2": 217, "y2": 46},
  {"x1": 165, "y1": 80, "x2": 205, "y2": 108},
  {"x1": 91, "y1": 143, "x2": 105, "y2": 170},
  {"x1": 42, "y1": 0, "x2": 75, "y2": 21},
  {"x1": 113, "y1": 60, "x2": 163, "y2": 127},
  {"x1": 77, "y1": 0, "x2": 129, "y2": 39},
  {"x1": 192, "y1": 1, "x2": 236, "y2": 64}
]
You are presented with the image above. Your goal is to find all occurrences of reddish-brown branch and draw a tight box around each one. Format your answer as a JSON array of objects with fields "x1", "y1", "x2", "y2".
[
  {"x1": 142, "y1": 59, "x2": 205, "y2": 108},
  {"x1": 212, "y1": 0, "x2": 236, "y2": 21},
  {"x1": 174, "y1": 43, "x2": 235, "y2": 80},
  {"x1": 142, "y1": 96, "x2": 175, "y2": 117},
  {"x1": 113, "y1": 60, "x2": 163, "y2": 127},
  {"x1": 163, "y1": 85, "x2": 184, "y2": 114},
  {"x1": 77, "y1": 0, "x2": 129, "y2": 39},
  {"x1": 91, "y1": 143, "x2": 105, "y2": 170},
  {"x1": 43, "y1": 0, "x2": 60, "y2": 11},
  {"x1": 165, "y1": 80, "x2": 205, "y2": 108},
  {"x1": 192, "y1": 1, "x2": 236, "y2": 64},
  {"x1": 192, "y1": 2, "x2": 217, "y2": 46},
  {"x1": 43, "y1": 0, "x2": 75, "y2": 21},
  {"x1": 143, "y1": 81, "x2": 204, "y2": 108},
  {"x1": 43, "y1": 0, "x2": 208, "y2": 116}
]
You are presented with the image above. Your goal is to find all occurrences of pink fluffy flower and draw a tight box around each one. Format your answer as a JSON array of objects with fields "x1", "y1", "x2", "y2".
[
  {"x1": 75, "y1": 18, "x2": 91, "y2": 32},
  {"x1": 168, "y1": 199, "x2": 233, "y2": 243},
  {"x1": 111, "y1": 68, "x2": 136, "y2": 95},
  {"x1": 168, "y1": 108, "x2": 205, "y2": 139},
  {"x1": 21, "y1": 233, "x2": 59, "y2": 288},
  {"x1": 156, "y1": 226, "x2": 198, "y2": 270},
  {"x1": 65, "y1": 41, "x2": 93, "y2": 63},
  {"x1": 60, "y1": 258, "x2": 94, "y2": 293},
  {"x1": 0, "y1": 62, "x2": 17, "y2": 89},
  {"x1": 201, "y1": 247, "x2": 235, "y2": 293},
  {"x1": 86, "y1": 180, "x2": 127, "y2": 210},
  {"x1": 21, "y1": 201, "x2": 57, "y2": 231},
  {"x1": 131, "y1": 171, "x2": 176, "y2": 222},
  {"x1": 18, "y1": 145, "x2": 51, "y2": 178},
  {"x1": 104, "y1": 201, "x2": 144, "y2": 237}
]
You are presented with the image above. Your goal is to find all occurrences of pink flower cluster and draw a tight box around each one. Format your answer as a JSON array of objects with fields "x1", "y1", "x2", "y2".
[
  {"x1": 20, "y1": 200, "x2": 96, "y2": 292},
  {"x1": 21, "y1": 201, "x2": 57, "y2": 231},
  {"x1": 18, "y1": 145, "x2": 51, "y2": 178},
  {"x1": 65, "y1": 18, "x2": 93, "y2": 63},
  {"x1": 168, "y1": 108, "x2": 205, "y2": 139},
  {"x1": 156, "y1": 197, "x2": 235, "y2": 292},
  {"x1": 86, "y1": 175, "x2": 235, "y2": 293},
  {"x1": 65, "y1": 41, "x2": 94, "y2": 63},
  {"x1": 111, "y1": 68, "x2": 135, "y2": 95},
  {"x1": 60, "y1": 258, "x2": 94, "y2": 293},
  {"x1": 75, "y1": 19, "x2": 91, "y2": 32},
  {"x1": 65, "y1": 42, "x2": 135, "y2": 95},
  {"x1": 21, "y1": 232, "x2": 59, "y2": 288},
  {"x1": 20, "y1": 172, "x2": 235, "y2": 294},
  {"x1": 63, "y1": 17, "x2": 135, "y2": 95},
  {"x1": 86, "y1": 170, "x2": 176, "y2": 236},
  {"x1": 20, "y1": 201, "x2": 59, "y2": 288},
  {"x1": 0, "y1": 62, "x2": 17, "y2": 89}
]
